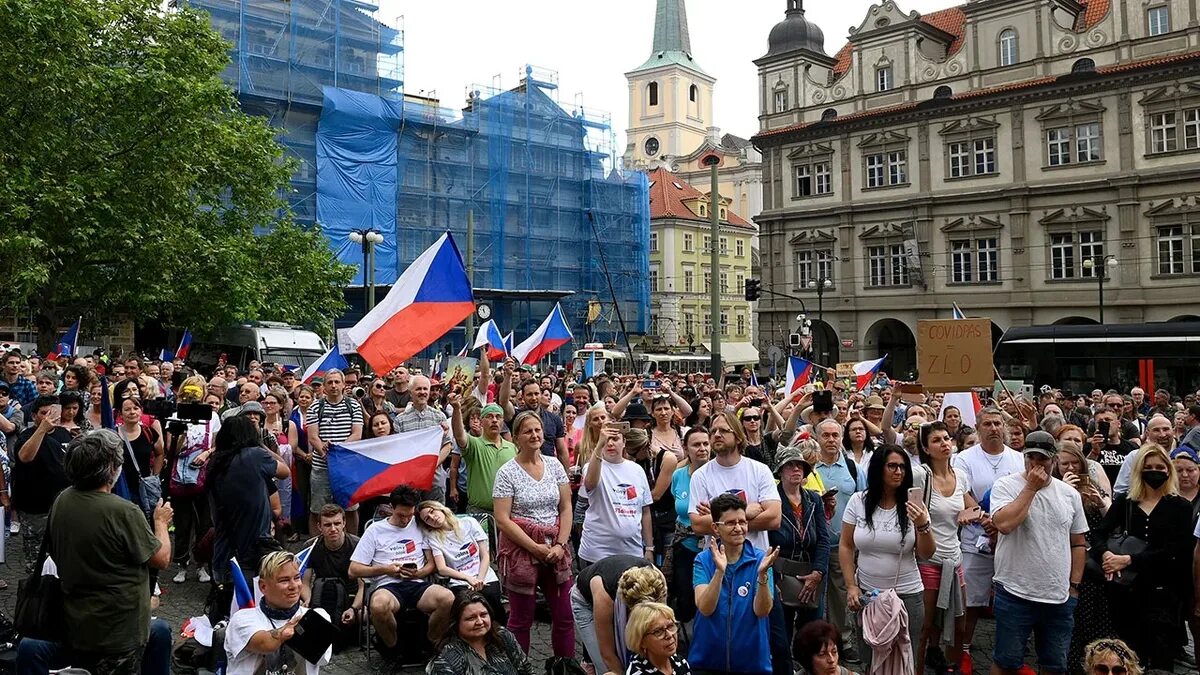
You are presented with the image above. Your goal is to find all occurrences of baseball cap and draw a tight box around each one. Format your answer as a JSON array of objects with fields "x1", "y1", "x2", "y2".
[{"x1": 1023, "y1": 430, "x2": 1058, "y2": 457}]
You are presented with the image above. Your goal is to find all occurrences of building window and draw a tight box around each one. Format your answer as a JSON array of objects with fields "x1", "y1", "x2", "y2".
[
  {"x1": 864, "y1": 151, "x2": 908, "y2": 188},
  {"x1": 1045, "y1": 123, "x2": 1104, "y2": 166},
  {"x1": 720, "y1": 314, "x2": 729, "y2": 337},
  {"x1": 648, "y1": 82, "x2": 659, "y2": 106},
  {"x1": 1148, "y1": 6, "x2": 1170, "y2": 36},
  {"x1": 1049, "y1": 229, "x2": 1105, "y2": 279},
  {"x1": 817, "y1": 250, "x2": 834, "y2": 284},
  {"x1": 975, "y1": 138, "x2": 997, "y2": 174},
  {"x1": 719, "y1": 271, "x2": 728, "y2": 294},
  {"x1": 682, "y1": 233, "x2": 693, "y2": 252},
  {"x1": 795, "y1": 250, "x2": 813, "y2": 287},
  {"x1": 795, "y1": 161, "x2": 833, "y2": 197},
  {"x1": 876, "y1": 66, "x2": 893, "y2": 92},
  {"x1": 866, "y1": 244, "x2": 909, "y2": 287},
  {"x1": 948, "y1": 137, "x2": 998, "y2": 178},
  {"x1": 649, "y1": 266, "x2": 659, "y2": 292},
  {"x1": 999, "y1": 29, "x2": 1018, "y2": 67},
  {"x1": 649, "y1": 232, "x2": 658, "y2": 253},
  {"x1": 703, "y1": 315, "x2": 711, "y2": 337},
  {"x1": 774, "y1": 89, "x2": 787, "y2": 114},
  {"x1": 1151, "y1": 112, "x2": 1178, "y2": 153},
  {"x1": 949, "y1": 238, "x2": 999, "y2": 283},
  {"x1": 736, "y1": 239, "x2": 745, "y2": 257},
  {"x1": 888, "y1": 151, "x2": 907, "y2": 185},
  {"x1": 1187, "y1": 109, "x2": 1200, "y2": 149},
  {"x1": 719, "y1": 237, "x2": 728, "y2": 255},
  {"x1": 866, "y1": 154, "x2": 885, "y2": 188},
  {"x1": 794, "y1": 248, "x2": 834, "y2": 288},
  {"x1": 703, "y1": 235, "x2": 711, "y2": 253},
  {"x1": 736, "y1": 273, "x2": 744, "y2": 295},
  {"x1": 684, "y1": 269, "x2": 694, "y2": 293},
  {"x1": 1157, "y1": 225, "x2": 1186, "y2": 274},
  {"x1": 703, "y1": 271, "x2": 711, "y2": 293},
  {"x1": 690, "y1": 84, "x2": 698, "y2": 102},
  {"x1": 948, "y1": 142, "x2": 970, "y2": 178},
  {"x1": 737, "y1": 314, "x2": 746, "y2": 337},
  {"x1": 684, "y1": 312, "x2": 694, "y2": 337}
]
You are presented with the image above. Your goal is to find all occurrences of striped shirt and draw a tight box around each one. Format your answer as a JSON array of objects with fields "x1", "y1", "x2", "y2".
[{"x1": 306, "y1": 396, "x2": 363, "y2": 469}]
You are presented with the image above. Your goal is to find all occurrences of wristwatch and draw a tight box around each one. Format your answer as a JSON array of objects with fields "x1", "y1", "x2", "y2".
[{"x1": 1069, "y1": 581, "x2": 1081, "y2": 592}]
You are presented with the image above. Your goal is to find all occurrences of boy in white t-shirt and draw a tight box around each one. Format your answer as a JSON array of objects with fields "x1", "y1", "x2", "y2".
[{"x1": 226, "y1": 551, "x2": 333, "y2": 675}]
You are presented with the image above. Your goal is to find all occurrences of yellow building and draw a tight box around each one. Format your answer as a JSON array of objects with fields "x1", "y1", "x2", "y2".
[{"x1": 647, "y1": 167, "x2": 758, "y2": 365}]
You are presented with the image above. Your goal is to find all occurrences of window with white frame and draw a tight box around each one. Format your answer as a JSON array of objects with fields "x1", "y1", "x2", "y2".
[
  {"x1": 1148, "y1": 6, "x2": 1170, "y2": 36},
  {"x1": 736, "y1": 239, "x2": 745, "y2": 257},
  {"x1": 888, "y1": 151, "x2": 907, "y2": 185},
  {"x1": 1076, "y1": 123, "x2": 1102, "y2": 162},
  {"x1": 736, "y1": 273, "x2": 744, "y2": 295},
  {"x1": 649, "y1": 266, "x2": 659, "y2": 292},
  {"x1": 950, "y1": 240, "x2": 973, "y2": 283},
  {"x1": 1157, "y1": 225, "x2": 1185, "y2": 274},
  {"x1": 876, "y1": 66, "x2": 893, "y2": 92},
  {"x1": 865, "y1": 150, "x2": 907, "y2": 188},
  {"x1": 719, "y1": 271, "x2": 728, "y2": 294},
  {"x1": 795, "y1": 160, "x2": 834, "y2": 197},
  {"x1": 794, "y1": 248, "x2": 835, "y2": 288},
  {"x1": 774, "y1": 88, "x2": 788, "y2": 114},
  {"x1": 737, "y1": 314, "x2": 746, "y2": 337},
  {"x1": 649, "y1": 232, "x2": 658, "y2": 253},
  {"x1": 947, "y1": 135, "x2": 997, "y2": 178},
  {"x1": 683, "y1": 233, "x2": 693, "y2": 252},
  {"x1": 720, "y1": 313, "x2": 729, "y2": 337},
  {"x1": 684, "y1": 312, "x2": 694, "y2": 337},
  {"x1": 975, "y1": 138, "x2": 997, "y2": 175},
  {"x1": 1045, "y1": 122, "x2": 1104, "y2": 166},
  {"x1": 719, "y1": 237, "x2": 728, "y2": 255},
  {"x1": 999, "y1": 29, "x2": 1018, "y2": 67},
  {"x1": 684, "y1": 269, "x2": 694, "y2": 293},
  {"x1": 948, "y1": 142, "x2": 970, "y2": 178},
  {"x1": 866, "y1": 243, "x2": 909, "y2": 287},
  {"x1": 866, "y1": 154, "x2": 886, "y2": 188},
  {"x1": 703, "y1": 235, "x2": 711, "y2": 253},
  {"x1": 1145, "y1": 93, "x2": 1200, "y2": 154},
  {"x1": 1187, "y1": 109, "x2": 1200, "y2": 149},
  {"x1": 703, "y1": 271, "x2": 711, "y2": 293},
  {"x1": 1151, "y1": 112, "x2": 1178, "y2": 153},
  {"x1": 1048, "y1": 229, "x2": 1104, "y2": 279},
  {"x1": 817, "y1": 250, "x2": 834, "y2": 284},
  {"x1": 949, "y1": 238, "x2": 999, "y2": 283},
  {"x1": 703, "y1": 315, "x2": 711, "y2": 337}
]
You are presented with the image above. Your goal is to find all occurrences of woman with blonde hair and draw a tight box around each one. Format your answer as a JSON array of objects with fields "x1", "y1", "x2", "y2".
[
  {"x1": 625, "y1": 602, "x2": 690, "y2": 675},
  {"x1": 1083, "y1": 639, "x2": 1141, "y2": 675},
  {"x1": 417, "y1": 499, "x2": 506, "y2": 625},
  {"x1": 578, "y1": 425, "x2": 653, "y2": 568},
  {"x1": 570, "y1": 556, "x2": 668, "y2": 675},
  {"x1": 167, "y1": 374, "x2": 220, "y2": 584},
  {"x1": 572, "y1": 402, "x2": 609, "y2": 555},
  {"x1": 1091, "y1": 444, "x2": 1192, "y2": 670}
]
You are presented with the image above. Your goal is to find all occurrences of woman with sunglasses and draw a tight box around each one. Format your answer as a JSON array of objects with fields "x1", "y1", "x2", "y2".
[
  {"x1": 362, "y1": 377, "x2": 397, "y2": 427},
  {"x1": 1083, "y1": 639, "x2": 1141, "y2": 675},
  {"x1": 839, "y1": 444, "x2": 934, "y2": 672}
]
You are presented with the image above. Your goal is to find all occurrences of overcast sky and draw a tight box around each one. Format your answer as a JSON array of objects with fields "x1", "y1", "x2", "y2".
[{"x1": 386, "y1": 0, "x2": 949, "y2": 155}]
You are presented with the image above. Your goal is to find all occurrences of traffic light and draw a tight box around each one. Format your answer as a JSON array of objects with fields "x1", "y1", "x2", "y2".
[{"x1": 744, "y1": 278, "x2": 761, "y2": 301}]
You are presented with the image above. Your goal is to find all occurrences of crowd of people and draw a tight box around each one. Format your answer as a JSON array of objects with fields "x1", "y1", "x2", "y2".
[{"x1": 2, "y1": 344, "x2": 1200, "y2": 675}]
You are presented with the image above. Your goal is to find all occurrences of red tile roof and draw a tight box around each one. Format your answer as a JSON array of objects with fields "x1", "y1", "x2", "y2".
[
  {"x1": 752, "y1": 49, "x2": 1200, "y2": 143},
  {"x1": 1076, "y1": 0, "x2": 1110, "y2": 31},
  {"x1": 646, "y1": 167, "x2": 754, "y2": 229},
  {"x1": 922, "y1": 7, "x2": 967, "y2": 55}
]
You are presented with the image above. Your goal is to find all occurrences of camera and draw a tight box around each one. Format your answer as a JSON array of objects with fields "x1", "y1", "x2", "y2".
[
  {"x1": 144, "y1": 400, "x2": 211, "y2": 436},
  {"x1": 353, "y1": 386, "x2": 367, "y2": 400}
]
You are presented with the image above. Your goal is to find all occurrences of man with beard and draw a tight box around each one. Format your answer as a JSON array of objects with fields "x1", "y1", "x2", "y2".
[{"x1": 951, "y1": 406, "x2": 1024, "y2": 674}]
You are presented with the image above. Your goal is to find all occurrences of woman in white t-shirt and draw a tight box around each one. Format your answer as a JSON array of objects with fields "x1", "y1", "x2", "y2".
[
  {"x1": 417, "y1": 500, "x2": 506, "y2": 626},
  {"x1": 839, "y1": 444, "x2": 935, "y2": 672},
  {"x1": 914, "y1": 421, "x2": 981, "y2": 675},
  {"x1": 578, "y1": 424, "x2": 653, "y2": 567}
]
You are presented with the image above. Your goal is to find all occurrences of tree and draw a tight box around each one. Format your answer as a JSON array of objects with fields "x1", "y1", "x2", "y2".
[{"x1": 0, "y1": 0, "x2": 352, "y2": 351}]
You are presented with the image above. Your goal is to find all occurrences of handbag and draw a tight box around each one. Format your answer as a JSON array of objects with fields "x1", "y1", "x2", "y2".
[
  {"x1": 123, "y1": 432, "x2": 162, "y2": 519},
  {"x1": 170, "y1": 422, "x2": 210, "y2": 497},
  {"x1": 1104, "y1": 499, "x2": 1146, "y2": 587},
  {"x1": 774, "y1": 555, "x2": 819, "y2": 608},
  {"x1": 14, "y1": 507, "x2": 65, "y2": 641}
]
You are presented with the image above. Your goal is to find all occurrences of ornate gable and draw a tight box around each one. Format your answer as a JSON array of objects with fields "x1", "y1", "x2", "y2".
[
  {"x1": 859, "y1": 221, "x2": 909, "y2": 240},
  {"x1": 790, "y1": 228, "x2": 838, "y2": 245},
  {"x1": 787, "y1": 141, "x2": 836, "y2": 160},
  {"x1": 939, "y1": 117, "x2": 1001, "y2": 137},
  {"x1": 1039, "y1": 206, "x2": 1110, "y2": 226},
  {"x1": 1138, "y1": 83, "x2": 1200, "y2": 107},
  {"x1": 857, "y1": 129, "x2": 911, "y2": 149},
  {"x1": 849, "y1": 1, "x2": 920, "y2": 37},
  {"x1": 941, "y1": 215, "x2": 1005, "y2": 233},
  {"x1": 1035, "y1": 99, "x2": 1107, "y2": 122}
]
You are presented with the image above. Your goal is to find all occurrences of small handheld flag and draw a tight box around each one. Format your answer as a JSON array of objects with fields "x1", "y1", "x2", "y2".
[
  {"x1": 512, "y1": 303, "x2": 573, "y2": 365},
  {"x1": 48, "y1": 318, "x2": 81, "y2": 360},
  {"x1": 229, "y1": 557, "x2": 256, "y2": 614},
  {"x1": 785, "y1": 357, "x2": 816, "y2": 394},
  {"x1": 176, "y1": 330, "x2": 193, "y2": 360},
  {"x1": 300, "y1": 344, "x2": 350, "y2": 384},
  {"x1": 472, "y1": 320, "x2": 509, "y2": 361},
  {"x1": 852, "y1": 356, "x2": 887, "y2": 391}
]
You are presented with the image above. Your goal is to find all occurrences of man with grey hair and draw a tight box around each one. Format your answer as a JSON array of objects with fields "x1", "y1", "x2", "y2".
[
  {"x1": 47, "y1": 430, "x2": 173, "y2": 674},
  {"x1": 951, "y1": 406, "x2": 1023, "y2": 673},
  {"x1": 392, "y1": 375, "x2": 452, "y2": 502}
]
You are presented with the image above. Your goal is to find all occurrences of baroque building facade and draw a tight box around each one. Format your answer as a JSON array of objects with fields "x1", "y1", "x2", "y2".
[{"x1": 752, "y1": 0, "x2": 1200, "y2": 377}]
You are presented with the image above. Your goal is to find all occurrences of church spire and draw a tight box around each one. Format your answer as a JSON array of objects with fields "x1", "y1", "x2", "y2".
[{"x1": 652, "y1": 0, "x2": 692, "y2": 56}]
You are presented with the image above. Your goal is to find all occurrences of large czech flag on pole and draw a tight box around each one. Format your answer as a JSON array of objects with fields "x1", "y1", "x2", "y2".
[
  {"x1": 853, "y1": 356, "x2": 887, "y2": 391},
  {"x1": 472, "y1": 319, "x2": 509, "y2": 362},
  {"x1": 328, "y1": 426, "x2": 444, "y2": 507},
  {"x1": 175, "y1": 330, "x2": 193, "y2": 361},
  {"x1": 346, "y1": 233, "x2": 475, "y2": 375},
  {"x1": 785, "y1": 357, "x2": 816, "y2": 394},
  {"x1": 512, "y1": 303, "x2": 573, "y2": 366}
]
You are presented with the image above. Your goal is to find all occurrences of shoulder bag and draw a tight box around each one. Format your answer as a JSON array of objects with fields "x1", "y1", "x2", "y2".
[
  {"x1": 123, "y1": 432, "x2": 162, "y2": 519},
  {"x1": 1105, "y1": 498, "x2": 1146, "y2": 588},
  {"x1": 774, "y1": 492, "x2": 819, "y2": 608},
  {"x1": 14, "y1": 507, "x2": 65, "y2": 641}
]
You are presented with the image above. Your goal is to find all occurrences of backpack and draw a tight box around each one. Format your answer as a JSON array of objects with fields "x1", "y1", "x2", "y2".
[{"x1": 310, "y1": 577, "x2": 349, "y2": 629}]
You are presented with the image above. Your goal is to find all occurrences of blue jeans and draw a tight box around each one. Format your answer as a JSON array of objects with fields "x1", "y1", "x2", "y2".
[
  {"x1": 992, "y1": 584, "x2": 1076, "y2": 673},
  {"x1": 17, "y1": 618, "x2": 171, "y2": 675}
]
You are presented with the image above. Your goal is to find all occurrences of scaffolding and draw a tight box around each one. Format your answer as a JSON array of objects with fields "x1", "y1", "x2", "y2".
[
  {"x1": 183, "y1": 0, "x2": 404, "y2": 225},
  {"x1": 317, "y1": 66, "x2": 650, "y2": 349}
]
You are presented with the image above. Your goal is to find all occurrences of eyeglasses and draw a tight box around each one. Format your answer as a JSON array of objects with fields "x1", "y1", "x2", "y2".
[
  {"x1": 742, "y1": 415, "x2": 761, "y2": 422},
  {"x1": 717, "y1": 519, "x2": 748, "y2": 528},
  {"x1": 885, "y1": 462, "x2": 906, "y2": 472},
  {"x1": 648, "y1": 623, "x2": 679, "y2": 640},
  {"x1": 373, "y1": 384, "x2": 386, "y2": 390},
  {"x1": 1092, "y1": 666, "x2": 1127, "y2": 675}
]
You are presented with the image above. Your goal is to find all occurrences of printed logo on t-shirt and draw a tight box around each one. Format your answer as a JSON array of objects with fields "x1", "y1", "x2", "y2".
[
  {"x1": 400, "y1": 539, "x2": 417, "y2": 555},
  {"x1": 609, "y1": 482, "x2": 642, "y2": 520}
]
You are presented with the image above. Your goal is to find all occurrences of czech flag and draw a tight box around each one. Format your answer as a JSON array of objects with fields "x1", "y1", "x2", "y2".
[
  {"x1": 853, "y1": 356, "x2": 887, "y2": 391},
  {"x1": 940, "y1": 391, "x2": 982, "y2": 428},
  {"x1": 503, "y1": 332, "x2": 514, "y2": 356},
  {"x1": 472, "y1": 319, "x2": 509, "y2": 362},
  {"x1": 158, "y1": 348, "x2": 173, "y2": 363},
  {"x1": 230, "y1": 557, "x2": 257, "y2": 613},
  {"x1": 328, "y1": 426, "x2": 444, "y2": 506},
  {"x1": 785, "y1": 356, "x2": 815, "y2": 394},
  {"x1": 512, "y1": 303, "x2": 573, "y2": 366},
  {"x1": 346, "y1": 232, "x2": 475, "y2": 375},
  {"x1": 47, "y1": 317, "x2": 80, "y2": 360},
  {"x1": 300, "y1": 344, "x2": 350, "y2": 384},
  {"x1": 951, "y1": 302, "x2": 967, "y2": 320},
  {"x1": 176, "y1": 330, "x2": 193, "y2": 360},
  {"x1": 583, "y1": 351, "x2": 597, "y2": 379},
  {"x1": 295, "y1": 540, "x2": 316, "y2": 577}
]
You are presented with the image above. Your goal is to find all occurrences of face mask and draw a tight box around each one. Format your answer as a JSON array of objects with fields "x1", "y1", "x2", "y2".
[{"x1": 1142, "y1": 470, "x2": 1169, "y2": 490}]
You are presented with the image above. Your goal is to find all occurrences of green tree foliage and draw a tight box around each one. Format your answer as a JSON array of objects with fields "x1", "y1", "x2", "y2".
[{"x1": 0, "y1": 0, "x2": 352, "y2": 350}]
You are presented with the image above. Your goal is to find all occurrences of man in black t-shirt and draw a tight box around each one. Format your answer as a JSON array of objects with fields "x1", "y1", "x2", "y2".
[
  {"x1": 13, "y1": 395, "x2": 72, "y2": 573},
  {"x1": 302, "y1": 504, "x2": 364, "y2": 635}
]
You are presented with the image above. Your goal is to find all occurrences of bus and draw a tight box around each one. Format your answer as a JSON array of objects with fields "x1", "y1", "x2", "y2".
[
  {"x1": 993, "y1": 322, "x2": 1200, "y2": 395},
  {"x1": 640, "y1": 352, "x2": 714, "y2": 375},
  {"x1": 571, "y1": 344, "x2": 635, "y2": 375}
]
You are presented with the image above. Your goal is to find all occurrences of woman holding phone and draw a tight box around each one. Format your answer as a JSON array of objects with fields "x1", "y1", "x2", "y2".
[{"x1": 577, "y1": 425, "x2": 654, "y2": 568}]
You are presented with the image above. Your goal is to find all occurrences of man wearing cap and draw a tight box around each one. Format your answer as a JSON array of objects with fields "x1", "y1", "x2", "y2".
[
  {"x1": 861, "y1": 395, "x2": 888, "y2": 438},
  {"x1": 989, "y1": 431, "x2": 1087, "y2": 675},
  {"x1": 393, "y1": 375, "x2": 453, "y2": 503},
  {"x1": 449, "y1": 395, "x2": 515, "y2": 518}
]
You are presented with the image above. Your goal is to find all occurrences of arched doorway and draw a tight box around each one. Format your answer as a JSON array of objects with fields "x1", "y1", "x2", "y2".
[
  {"x1": 1053, "y1": 316, "x2": 1100, "y2": 325},
  {"x1": 865, "y1": 319, "x2": 917, "y2": 380},
  {"x1": 809, "y1": 320, "x2": 840, "y2": 365}
]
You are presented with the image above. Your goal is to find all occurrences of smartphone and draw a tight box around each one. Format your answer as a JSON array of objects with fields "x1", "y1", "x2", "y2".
[
  {"x1": 898, "y1": 382, "x2": 925, "y2": 404},
  {"x1": 821, "y1": 488, "x2": 839, "y2": 499},
  {"x1": 642, "y1": 379, "x2": 660, "y2": 391},
  {"x1": 607, "y1": 421, "x2": 631, "y2": 433},
  {"x1": 402, "y1": 562, "x2": 418, "y2": 571},
  {"x1": 48, "y1": 404, "x2": 62, "y2": 423},
  {"x1": 1098, "y1": 420, "x2": 1111, "y2": 437},
  {"x1": 907, "y1": 487, "x2": 923, "y2": 504}
]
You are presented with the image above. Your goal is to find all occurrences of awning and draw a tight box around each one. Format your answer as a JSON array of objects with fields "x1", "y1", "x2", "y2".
[{"x1": 700, "y1": 342, "x2": 760, "y2": 365}]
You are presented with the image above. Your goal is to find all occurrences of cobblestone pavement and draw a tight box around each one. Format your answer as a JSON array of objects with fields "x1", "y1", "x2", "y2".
[{"x1": 0, "y1": 529, "x2": 1016, "y2": 674}]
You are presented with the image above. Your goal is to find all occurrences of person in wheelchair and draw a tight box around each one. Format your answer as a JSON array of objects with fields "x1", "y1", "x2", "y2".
[
  {"x1": 300, "y1": 504, "x2": 364, "y2": 648},
  {"x1": 349, "y1": 485, "x2": 454, "y2": 650}
]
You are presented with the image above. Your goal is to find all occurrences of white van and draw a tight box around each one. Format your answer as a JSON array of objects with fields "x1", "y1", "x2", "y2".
[{"x1": 188, "y1": 322, "x2": 328, "y2": 374}]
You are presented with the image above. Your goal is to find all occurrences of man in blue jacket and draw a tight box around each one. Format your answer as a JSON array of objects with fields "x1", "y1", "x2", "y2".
[{"x1": 691, "y1": 492, "x2": 779, "y2": 675}]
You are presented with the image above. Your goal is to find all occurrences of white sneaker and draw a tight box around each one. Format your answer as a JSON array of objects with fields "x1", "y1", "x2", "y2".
[
  {"x1": 198, "y1": 568, "x2": 211, "y2": 584},
  {"x1": 172, "y1": 569, "x2": 187, "y2": 584},
  {"x1": 9, "y1": 522, "x2": 18, "y2": 535}
]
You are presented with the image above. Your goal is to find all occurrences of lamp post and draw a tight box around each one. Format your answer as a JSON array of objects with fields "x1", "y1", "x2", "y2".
[
  {"x1": 806, "y1": 277, "x2": 832, "y2": 361},
  {"x1": 349, "y1": 229, "x2": 385, "y2": 314},
  {"x1": 1081, "y1": 255, "x2": 1119, "y2": 324}
]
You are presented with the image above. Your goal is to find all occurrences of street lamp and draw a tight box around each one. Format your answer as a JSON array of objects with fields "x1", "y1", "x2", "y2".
[
  {"x1": 349, "y1": 229, "x2": 385, "y2": 314},
  {"x1": 1081, "y1": 255, "x2": 1119, "y2": 323},
  {"x1": 806, "y1": 277, "x2": 833, "y2": 361}
]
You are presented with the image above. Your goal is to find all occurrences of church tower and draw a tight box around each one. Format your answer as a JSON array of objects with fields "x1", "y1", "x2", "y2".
[{"x1": 623, "y1": 0, "x2": 715, "y2": 170}]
